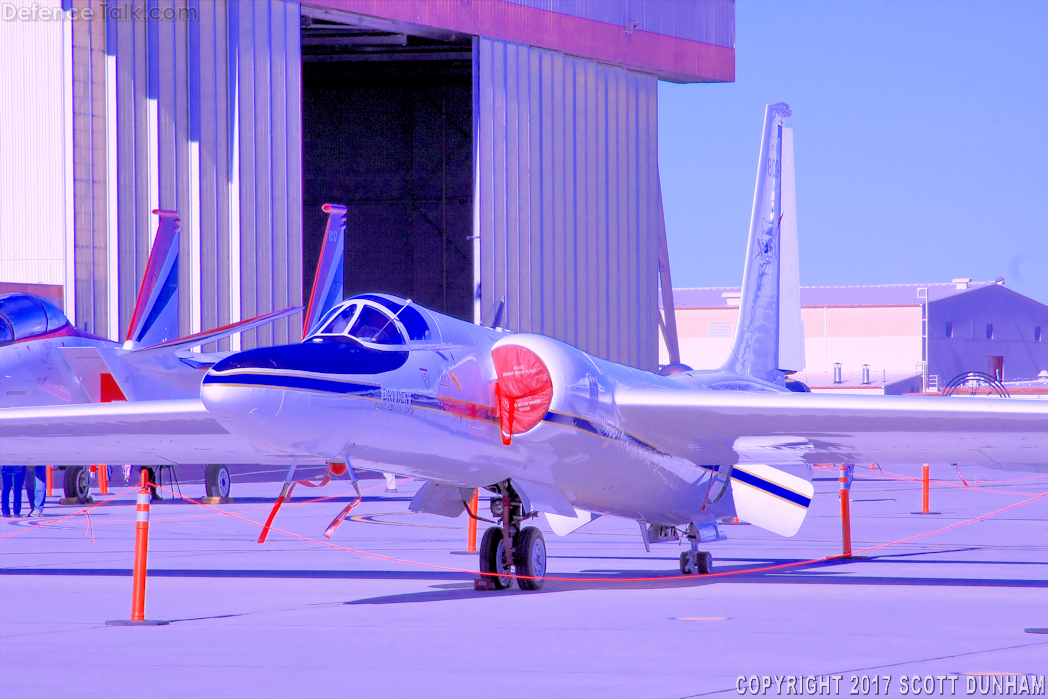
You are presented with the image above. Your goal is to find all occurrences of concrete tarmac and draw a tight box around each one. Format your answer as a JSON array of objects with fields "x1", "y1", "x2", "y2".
[{"x1": 1, "y1": 464, "x2": 1045, "y2": 698}]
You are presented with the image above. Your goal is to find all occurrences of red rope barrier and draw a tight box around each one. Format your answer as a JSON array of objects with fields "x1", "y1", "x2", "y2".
[
  {"x1": 4, "y1": 478, "x2": 1042, "y2": 585},
  {"x1": 147, "y1": 483, "x2": 1048, "y2": 585},
  {"x1": 0, "y1": 484, "x2": 138, "y2": 540}
]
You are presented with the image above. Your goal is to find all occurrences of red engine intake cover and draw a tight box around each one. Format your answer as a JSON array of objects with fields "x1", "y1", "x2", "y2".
[{"x1": 492, "y1": 344, "x2": 554, "y2": 445}]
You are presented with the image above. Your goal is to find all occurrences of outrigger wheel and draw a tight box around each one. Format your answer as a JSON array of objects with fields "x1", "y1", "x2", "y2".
[
  {"x1": 62, "y1": 466, "x2": 91, "y2": 504},
  {"x1": 205, "y1": 464, "x2": 231, "y2": 499},
  {"x1": 479, "y1": 527, "x2": 513, "y2": 589},
  {"x1": 513, "y1": 526, "x2": 547, "y2": 591},
  {"x1": 679, "y1": 550, "x2": 713, "y2": 575}
]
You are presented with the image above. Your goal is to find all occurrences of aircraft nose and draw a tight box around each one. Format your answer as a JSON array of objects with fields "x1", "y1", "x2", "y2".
[{"x1": 201, "y1": 349, "x2": 287, "y2": 435}]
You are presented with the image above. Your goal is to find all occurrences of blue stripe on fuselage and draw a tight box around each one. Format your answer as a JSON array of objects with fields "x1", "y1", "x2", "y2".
[
  {"x1": 205, "y1": 337, "x2": 409, "y2": 378},
  {"x1": 541, "y1": 411, "x2": 669, "y2": 456},
  {"x1": 205, "y1": 371, "x2": 379, "y2": 398}
]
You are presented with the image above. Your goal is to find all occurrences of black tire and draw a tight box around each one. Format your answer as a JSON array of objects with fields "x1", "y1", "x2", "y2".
[
  {"x1": 479, "y1": 527, "x2": 512, "y2": 589},
  {"x1": 63, "y1": 466, "x2": 90, "y2": 503},
  {"x1": 699, "y1": 551, "x2": 713, "y2": 575},
  {"x1": 514, "y1": 526, "x2": 547, "y2": 591},
  {"x1": 680, "y1": 552, "x2": 692, "y2": 575},
  {"x1": 205, "y1": 465, "x2": 231, "y2": 499}
]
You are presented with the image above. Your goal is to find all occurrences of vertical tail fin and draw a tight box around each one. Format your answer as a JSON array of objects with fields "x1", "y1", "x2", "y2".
[
  {"x1": 778, "y1": 126, "x2": 805, "y2": 373},
  {"x1": 302, "y1": 204, "x2": 347, "y2": 336},
  {"x1": 721, "y1": 103, "x2": 804, "y2": 383},
  {"x1": 125, "y1": 210, "x2": 180, "y2": 346}
]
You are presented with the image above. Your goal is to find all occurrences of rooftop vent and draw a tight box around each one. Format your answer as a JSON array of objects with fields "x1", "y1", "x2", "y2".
[
  {"x1": 722, "y1": 291, "x2": 741, "y2": 307},
  {"x1": 952, "y1": 278, "x2": 972, "y2": 290}
]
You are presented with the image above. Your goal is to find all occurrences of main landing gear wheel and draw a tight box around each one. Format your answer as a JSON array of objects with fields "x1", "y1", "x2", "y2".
[
  {"x1": 680, "y1": 550, "x2": 713, "y2": 575},
  {"x1": 205, "y1": 465, "x2": 231, "y2": 499},
  {"x1": 479, "y1": 527, "x2": 513, "y2": 589},
  {"x1": 514, "y1": 526, "x2": 547, "y2": 591}
]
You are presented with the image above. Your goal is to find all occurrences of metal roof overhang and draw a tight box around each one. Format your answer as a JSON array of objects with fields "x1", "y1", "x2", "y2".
[{"x1": 300, "y1": 0, "x2": 735, "y2": 83}]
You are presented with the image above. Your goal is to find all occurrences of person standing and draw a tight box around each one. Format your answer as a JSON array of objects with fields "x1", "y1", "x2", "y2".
[
  {"x1": 25, "y1": 466, "x2": 46, "y2": 517},
  {"x1": 1, "y1": 465, "x2": 26, "y2": 518}
]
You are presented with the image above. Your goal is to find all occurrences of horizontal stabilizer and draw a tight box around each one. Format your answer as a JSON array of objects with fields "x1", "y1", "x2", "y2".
[
  {"x1": 126, "y1": 307, "x2": 301, "y2": 360},
  {"x1": 730, "y1": 463, "x2": 813, "y2": 537},
  {"x1": 544, "y1": 508, "x2": 600, "y2": 536}
]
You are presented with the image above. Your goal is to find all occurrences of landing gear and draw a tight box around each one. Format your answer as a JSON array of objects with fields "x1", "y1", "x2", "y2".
[
  {"x1": 680, "y1": 523, "x2": 713, "y2": 575},
  {"x1": 479, "y1": 527, "x2": 513, "y2": 589},
  {"x1": 204, "y1": 465, "x2": 231, "y2": 500},
  {"x1": 475, "y1": 481, "x2": 545, "y2": 591},
  {"x1": 679, "y1": 550, "x2": 712, "y2": 575},
  {"x1": 62, "y1": 466, "x2": 91, "y2": 504},
  {"x1": 514, "y1": 526, "x2": 546, "y2": 591}
]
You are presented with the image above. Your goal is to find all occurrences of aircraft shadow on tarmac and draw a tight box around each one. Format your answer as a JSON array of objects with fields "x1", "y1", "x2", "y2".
[
  {"x1": 4, "y1": 554, "x2": 1046, "y2": 617},
  {"x1": 337, "y1": 556, "x2": 1048, "y2": 605}
]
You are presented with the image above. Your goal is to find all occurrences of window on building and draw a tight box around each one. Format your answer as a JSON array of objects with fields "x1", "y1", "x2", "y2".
[
  {"x1": 708, "y1": 322, "x2": 733, "y2": 338},
  {"x1": 1036, "y1": 326, "x2": 1043, "y2": 342},
  {"x1": 986, "y1": 324, "x2": 994, "y2": 340},
  {"x1": 945, "y1": 321, "x2": 953, "y2": 338}
]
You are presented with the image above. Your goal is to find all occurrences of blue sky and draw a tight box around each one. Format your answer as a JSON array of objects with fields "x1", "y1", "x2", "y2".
[{"x1": 658, "y1": 1, "x2": 1048, "y2": 305}]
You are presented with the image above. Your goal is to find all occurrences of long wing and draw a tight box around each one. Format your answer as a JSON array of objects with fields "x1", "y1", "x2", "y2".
[
  {"x1": 0, "y1": 400, "x2": 321, "y2": 466},
  {"x1": 616, "y1": 389, "x2": 1048, "y2": 471}
]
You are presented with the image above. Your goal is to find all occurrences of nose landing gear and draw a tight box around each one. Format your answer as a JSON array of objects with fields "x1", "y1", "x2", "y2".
[{"x1": 475, "y1": 481, "x2": 546, "y2": 591}]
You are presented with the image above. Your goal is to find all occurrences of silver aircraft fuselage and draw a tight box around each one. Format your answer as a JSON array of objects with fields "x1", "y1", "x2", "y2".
[{"x1": 200, "y1": 295, "x2": 746, "y2": 526}]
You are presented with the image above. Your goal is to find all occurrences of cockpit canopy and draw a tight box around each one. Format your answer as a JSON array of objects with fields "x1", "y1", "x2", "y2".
[
  {"x1": 0, "y1": 293, "x2": 69, "y2": 345},
  {"x1": 306, "y1": 294, "x2": 434, "y2": 347}
]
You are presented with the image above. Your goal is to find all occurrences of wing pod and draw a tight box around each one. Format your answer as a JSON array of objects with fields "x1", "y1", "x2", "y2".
[{"x1": 728, "y1": 463, "x2": 813, "y2": 537}]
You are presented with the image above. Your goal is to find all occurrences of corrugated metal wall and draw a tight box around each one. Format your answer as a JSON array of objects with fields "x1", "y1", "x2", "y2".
[
  {"x1": 71, "y1": 0, "x2": 111, "y2": 335},
  {"x1": 0, "y1": 0, "x2": 72, "y2": 306},
  {"x1": 68, "y1": 0, "x2": 302, "y2": 347},
  {"x1": 474, "y1": 36, "x2": 661, "y2": 370}
]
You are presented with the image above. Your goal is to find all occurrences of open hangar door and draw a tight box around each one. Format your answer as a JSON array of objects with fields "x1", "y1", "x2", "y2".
[{"x1": 300, "y1": 9, "x2": 474, "y2": 322}]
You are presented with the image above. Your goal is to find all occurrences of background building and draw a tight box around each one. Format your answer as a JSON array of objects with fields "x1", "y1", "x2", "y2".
[
  {"x1": 664, "y1": 279, "x2": 1048, "y2": 393},
  {"x1": 1, "y1": 0, "x2": 736, "y2": 370}
]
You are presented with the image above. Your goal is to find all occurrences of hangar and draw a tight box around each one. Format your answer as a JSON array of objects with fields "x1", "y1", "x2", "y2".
[
  {"x1": 0, "y1": 0, "x2": 736, "y2": 371},
  {"x1": 664, "y1": 279, "x2": 1048, "y2": 392}
]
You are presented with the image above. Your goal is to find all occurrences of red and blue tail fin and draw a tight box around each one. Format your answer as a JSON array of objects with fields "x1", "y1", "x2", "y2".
[
  {"x1": 302, "y1": 204, "x2": 346, "y2": 336},
  {"x1": 125, "y1": 210, "x2": 180, "y2": 346}
]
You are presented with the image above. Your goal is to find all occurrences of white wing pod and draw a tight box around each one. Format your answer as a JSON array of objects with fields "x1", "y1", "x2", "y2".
[{"x1": 729, "y1": 463, "x2": 814, "y2": 537}]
